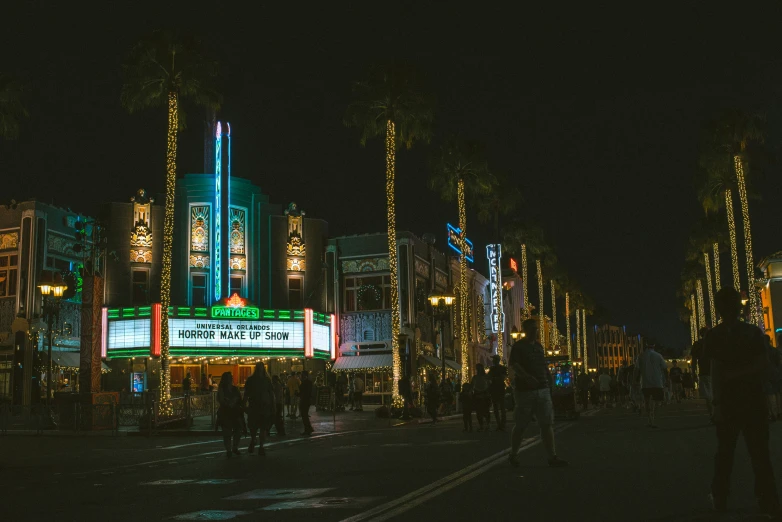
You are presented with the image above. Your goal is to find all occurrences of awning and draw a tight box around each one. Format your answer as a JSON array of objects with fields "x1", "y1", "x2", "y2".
[
  {"x1": 332, "y1": 354, "x2": 392, "y2": 372},
  {"x1": 419, "y1": 354, "x2": 461, "y2": 371},
  {"x1": 49, "y1": 351, "x2": 111, "y2": 372}
]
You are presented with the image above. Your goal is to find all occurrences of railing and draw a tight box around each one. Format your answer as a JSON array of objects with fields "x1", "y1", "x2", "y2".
[{"x1": 0, "y1": 402, "x2": 118, "y2": 435}]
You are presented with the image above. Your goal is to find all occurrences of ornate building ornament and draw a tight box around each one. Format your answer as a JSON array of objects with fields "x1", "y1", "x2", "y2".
[
  {"x1": 0, "y1": 232, "x2": 18, "y2": 251},
  {"x1": 414, "y1": 257, "x2": 429, "y2": 278},
  {"x1": 342, "y1": 257, "x2": 390, "y2": 274},
  {"x1": 435, "y1": 269, "x2": 449, "y2": 289},
  {"x1": 230, "y1": 257, "x2": 246, "y2": 270},
  {"x1": 130, "y1": 249, "x2": 152, "y2": 263},
  {"x1": 47, "y1": 234, "x2": 77, "y2": 256},
  {"x1": 130, "y1": 189, "x2": 154, "y2": 248},
  {"x1": 229, "y1": 207, "x2": 246, "y2": 255},
  {"x1": 190, "y1": 206, "x2": 209, "y2": 253},
  {"x1": 285, "y1": 202, "x2": 306, "y2": 272},
  {"x1": 189, "y1": 254, "x2": 210, "y2": 268}
]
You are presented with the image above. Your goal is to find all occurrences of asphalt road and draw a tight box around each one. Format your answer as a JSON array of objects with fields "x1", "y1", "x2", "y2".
[{"x1": 2, "y1": 400, "x2": 782, "y2": 521}]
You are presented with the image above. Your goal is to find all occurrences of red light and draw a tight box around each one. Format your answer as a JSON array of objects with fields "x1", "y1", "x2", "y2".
[
  {"x1": 510, "y1": 258, "x2": 518, "y2": 272},
  {"x1": 330, "y1": 314, "x2": 337, "y2": 360},
  {"x1": 226, "y1": 293, "x2": 245, "y2": 308},
  {"x1": 304, "y1": 308, "x2": 313, "y2": 358},
  {"x1": 101, "y1": 307, "x2": 108, "y2": 358},
  {"x1": 151, "y1": 303, "x2": 162, "y2": 357}
]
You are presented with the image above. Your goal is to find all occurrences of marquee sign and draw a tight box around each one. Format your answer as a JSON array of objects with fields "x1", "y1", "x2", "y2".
[
  {"x1": 446, "y1": 223, "x2": 474, "y2": 263},
  {"x1": 103, "y1": 303, "x2": 337, "y2": 360}
]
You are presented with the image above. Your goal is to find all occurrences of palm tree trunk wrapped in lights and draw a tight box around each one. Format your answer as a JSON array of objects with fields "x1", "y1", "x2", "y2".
[
  {"x1": 704, "y1": 252, "x2": 716, "y2": 328},
  {"x1": 385, "y1": 119, "x2": 402, "y2": 404},
  {"x1": 575, "y1": 307, "x2": 581, "y2": 359},
  {"x1": 565, "y1": 292, "x2": 571, "y2": 358},
  {"x1": 550, "y1": 280, "x2": 557, "y2": 348},
  {"x1": 581, "y1": 309, "x2": 588, "y2": 371},
  {"x1": 725, "y1": 189, "x2": 740, "y2": 292},
  {"x1": 690, "y1": 294, "x2": 697, "y2": 339},
  {"x1": 495, "y1": 252, "x2": 503, "y2": 359},
  {"x1": 536, "y1": 260, "x2": 544, "y2": 348},
  {"x1": 458, "y1": 178, "x2": 470, "y2": 384},
  {"x1": 734, "y1": 155, "x2": 757, "y2": 324},
  {"x1": 713, "y1": 242, "x2": 721, "y2": 291},
  {"x1": 696, "y1": 281, "x2": 706, "y2": 331},
  {"x1": 521, "y1": 244, "x2": 528, "y2": 317},
  {"x1": 158, "y1": 91, "x2": 179, "y2": 404}
]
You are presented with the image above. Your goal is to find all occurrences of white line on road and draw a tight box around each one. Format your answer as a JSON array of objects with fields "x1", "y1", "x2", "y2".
[
  {"x1": 78, "y1": 430, "x2": 363, "y2": 475},
  {"x1": 341, "y1": 423, "x2": 571, "y2": 522}
]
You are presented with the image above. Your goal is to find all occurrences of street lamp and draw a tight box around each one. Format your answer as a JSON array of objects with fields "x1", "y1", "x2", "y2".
[
  {"x1": 38, "y1": 270, "x2": 68, "y2": 428},
  {"x1": 429, "y1": 288, "x2": 456, "y2": 383},
  {"x1": 510, "y1": 326, "x2": 521, "y2": 341}
]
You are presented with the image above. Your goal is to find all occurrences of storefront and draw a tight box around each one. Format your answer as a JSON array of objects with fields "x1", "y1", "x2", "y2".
[
  {"x1": 332, "y1": 349, "x2": 393, "y2": 405},
  {"x1": 103, "y1": 297, "x2": 336, "y2": 393}
]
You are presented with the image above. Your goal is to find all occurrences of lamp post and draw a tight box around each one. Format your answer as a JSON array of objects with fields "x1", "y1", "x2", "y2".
[
  {"x1": 38, "y1": 270, "x2": 68, "y2": 428},
  {"x1": 428, "y1": 288, "x2": 456, "y2": 384}
]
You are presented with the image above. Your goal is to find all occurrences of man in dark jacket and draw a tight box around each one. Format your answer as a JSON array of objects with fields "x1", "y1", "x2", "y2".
[
  {"x1": 706, "y1": 287, "x2": 780, "y2": 515},
  {"x1": 691, "y1": 327, "x2": 713, "y2": 417},
  {"x1": 488, "y1": 355, "x2": 508, "y2": 430},
  {"x1": 243, "y1": 362, "x2": 274, "y2": 455},
  {"x1": 299, "y1": 370, "x2": 314, "y2": 436}
]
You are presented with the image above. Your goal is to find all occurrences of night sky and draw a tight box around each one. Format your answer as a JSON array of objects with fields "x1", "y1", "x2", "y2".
[{"x1": 4, "y1": 4, "x2": 782, "y2": 349}]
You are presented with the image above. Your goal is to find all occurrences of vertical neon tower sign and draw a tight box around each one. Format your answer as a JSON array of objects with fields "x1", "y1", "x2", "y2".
[
  {"x1": 486, "y1": 244, "x2": 504, "y2": 336},
  {"x1": 214, "y1": 122, "x2": 222, "y2": 301}
]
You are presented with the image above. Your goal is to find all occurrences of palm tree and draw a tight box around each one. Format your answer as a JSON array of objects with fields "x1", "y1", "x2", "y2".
[
  {"x1": 688, "y1": 215, "x2": 727, "y2": 328},
  {"x1": 430, "y1": 136, "x2": 494, "y2": 376},
  {"x1": 121, "y1": 30, "x2": 222, "y2": 405},
  {"x1": 345, "y1": 63, "x2": 433, "y2": 402},
  {"x1": 0, "y1": 73, "x2": 28, "y2": 139},
  {"x1": 476, "y1": 172, "x2": 521, "y2": 241},
  {"x1": 502, "y1": 222, "x2": 551, "y2": 337},
  {"x1": 699, "y1": 109, "x2": 765, "y2": 324}
]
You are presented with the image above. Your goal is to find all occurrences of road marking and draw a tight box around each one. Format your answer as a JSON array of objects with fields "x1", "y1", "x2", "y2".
[
  {"x1": 79, "y1": 430, "x2": 362, "y2": 475},
  {"x1": 143, "y1": 479, "x2": 195, "y2": 485},
  {"x1": 225, "y1": 488, "x2": 333, "y2": 500},
  {"x1": 341, "y1": 423, "x2": 571, "y2": 522},
  {"x1": 261, "y1": 497, "x2": 382, "y2": 511},
  {"x1": 171, "y1": 510, "x2": 249, "y2": 520}
]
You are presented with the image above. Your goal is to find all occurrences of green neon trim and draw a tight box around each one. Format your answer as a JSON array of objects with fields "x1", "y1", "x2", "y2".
[
  {"x1": 107, "y1": 348, "x2": 150, "y2": 358},
  {"x1": 138, "y1": 306, "x2": 151, "y2": 317},
  {"x1": 194, "y1": 307, "x2": 208, "y2": 317},
  {"x1": 279, "y1": 310, "x2": 291, "y2": 320},
  {"x1": 294, "y1": 310, "x2": 305, "y2": 320},
  {"x1": 121, "y1": 307, "x2": 135, "y2": 317},
  {"x1": 313, "y1": 351, "x2": 331, "y2": 360},
  {"x1": 177, "y1": 307, "x2": 191, "y2": 317},
  {"x1": 262, "y1": 310, "x2": 275, "y2": 319},
  {"x1": 107, "y1": 309, "x2": 120, "y2": 319},
  {"x1": 211, "y1": 305, "x2": 260, "y2": 320},
  {"x1": 168, "y1": 307, "x2": 174, "y2": 315}
]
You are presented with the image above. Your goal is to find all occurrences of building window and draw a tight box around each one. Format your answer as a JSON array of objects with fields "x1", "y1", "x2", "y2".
[
  {"x1": 229, "y1": 207, "x2": 246, "y2": 255},
  {"x1": 131, "y1": 269, "x2": 149, "y2": 305},
  {"x1": 0, "y1": 254, "x2": 18, "y2": 297},
  {"x1": 230, "y1": 275, "x2": 243, "y2": 297},
  {"x1": 190, "y1": 206, "x2": 210, "y2": 252},
  {"x1": 343, "y1": 275, "x2": 391, "y2": 312},
  {"x1": 191, "y1": 273, "x2": 207, "y2": 307},
  {"x1": 288, "y1": 277, "x2": 302, "y2": 309}
]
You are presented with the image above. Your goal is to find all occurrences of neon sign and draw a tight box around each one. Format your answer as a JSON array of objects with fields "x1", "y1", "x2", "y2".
[
  {"x1": 509, "y1": 258, "x2": 518, "y2": 272},
  {"x1": 211, "y1": 293, "x2": 260, "y2": 320},
  {"x1": 446, "y1": 223, "x2": 474, "y2": 262},
  {"x1": 487, "y1": 244, "x2": 505, "y2": 333}
]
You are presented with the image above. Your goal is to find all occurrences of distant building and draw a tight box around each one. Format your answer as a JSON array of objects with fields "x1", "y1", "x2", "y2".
[
  {"x1": 0, "y1": 200, "x2": 102, "y2": 405},
  {"x1": 591, "y1": 324, "x2": 644, "y2": 372},
  {"x1": 759, "y1": 251, "x2": 782, "y2": 346}
]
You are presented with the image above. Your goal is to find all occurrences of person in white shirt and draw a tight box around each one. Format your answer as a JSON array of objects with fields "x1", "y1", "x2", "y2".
[
  {"x1": 598, "y1": 370, "x2": 612, "y2": 406},
  {"x1": 637, "y1": 343, "x2": 667, "y2": 428}
]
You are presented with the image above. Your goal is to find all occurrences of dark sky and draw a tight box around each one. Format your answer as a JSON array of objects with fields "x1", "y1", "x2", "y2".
[{"x1": 4, "y1": 3, "x2": 782, "y2": 348}]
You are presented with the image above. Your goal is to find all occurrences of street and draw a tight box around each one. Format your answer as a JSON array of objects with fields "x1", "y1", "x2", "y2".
[{"x1": 2, "y1": 400, "x2": 781, "y2": 521}]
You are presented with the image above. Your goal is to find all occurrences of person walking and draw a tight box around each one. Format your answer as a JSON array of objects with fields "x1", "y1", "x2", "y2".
[
  {"x1": 348, "y1": 374, "x2": 356, "y2": 411},
  {"x1": 286, "y1": 372, "x2": 300, "y2": 418},
  {"x1": 577, "y1": 370, "x2": 591, "y2": 411},
  {"x1": 200, "y1": 372, "x2": 209, "y2": 394},
  {"x1": 472, "y1": 364, "x2": 492, "y2": 431},
  {"x1": 682, "y1": 369, "x2": 694, "y2": 400},
  {"x1": 182, "y1": 372, "x2": 192, "y2": 397},
  {"x1": 670, "y1": 360, "x2": 684, "y2": 403},
  {"x1": 637, "y1": 342, "x2": 667, "y2": 428},
  {"x1": 216, "y1": 372, "x2": 243, "y2": 457},
  {"x1": 271, "y1": 375, "x2": 286, "y2": 436},
  {"x1": 629, "y1": 358, "x2": 642, "y2": 414},
  {"x1": 508, "y1": 318, "x2": 568, "y2": 468},
  {"x1": 707, "y1": 287, "x2": 780, "y2": 515},
  {"x1": 243, "y1": 362, "x2": 274, "y2": 456},
  {"x1": 399, "y1": 374, "x2": 412, "y2": 419},
  {"x1": 691, "y1": 327, "x2": 713, "y2": 418},
  {"x1": 299, "y1": 370, "x2": 314, "y2": 436},
  {"x1": 426, "y1": 373, "x2": 440, "y2": 423},
  {"x1": 488, "y1": 354, "x2": 508, "y2": 430},
  {"x1": 460, "y1": 382, "x2": 474, "y2": 432},
  {"x1": 353, "y1": 374, "x2": 365, "y2": 411},
  {"x1": 439, "y1": 377, "x2": 454, "y2": 415},
  {"x1": 599, "y1": 370, "x2": 612, "y2": 407},
  {"x1": 336, "y1": 372, "x2": 348, "y2": 412}
]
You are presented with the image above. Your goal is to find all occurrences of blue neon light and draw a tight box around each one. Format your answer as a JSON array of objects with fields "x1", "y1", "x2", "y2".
[
  {"x1": 446, "y1": 223, "x2": 474, "y2": 263},
  {"x1": 214, "y1": 122, "x2": 222, "y2": 301}
]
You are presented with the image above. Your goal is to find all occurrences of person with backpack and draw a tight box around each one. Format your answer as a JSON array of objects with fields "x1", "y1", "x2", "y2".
[
  {"x1": 243, "y1": 362, "x2": 275, "y2": 455},
  {"x1": 472, "y1": 364, "x2": 492, "y2": 431}
]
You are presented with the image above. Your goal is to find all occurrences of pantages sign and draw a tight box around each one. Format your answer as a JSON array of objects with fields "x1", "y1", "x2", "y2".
[{"x1": 486, "y1": 244, "x2": 504, "y2": 334}]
